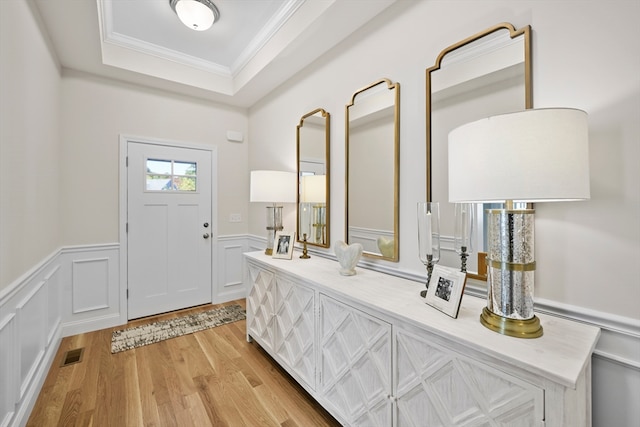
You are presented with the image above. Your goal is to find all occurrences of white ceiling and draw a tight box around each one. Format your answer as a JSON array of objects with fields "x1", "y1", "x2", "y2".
[{"x1": 32, "y1": 0, "x2": 397, "y2": 108}]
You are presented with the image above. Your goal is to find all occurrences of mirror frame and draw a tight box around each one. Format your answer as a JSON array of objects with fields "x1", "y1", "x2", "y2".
[
  {"x1": 296, "y1": 108, "x2": 330, "y2": 248},
  {"x1": 425, "y1": 22, "x2": 532, "y2": 279},
  {"x1": 345, "y1": 78, "x2": 400, "y2": 261}
]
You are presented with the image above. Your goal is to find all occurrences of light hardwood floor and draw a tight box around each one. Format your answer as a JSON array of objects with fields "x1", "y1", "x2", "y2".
[{"x1": 27, "y1": 300, "x2": 341, "y2": 427}]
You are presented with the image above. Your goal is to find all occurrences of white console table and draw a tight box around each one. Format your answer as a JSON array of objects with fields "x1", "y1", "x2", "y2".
[{"x1": 244, "y1": 251, "x2": 600, "y2": 427}]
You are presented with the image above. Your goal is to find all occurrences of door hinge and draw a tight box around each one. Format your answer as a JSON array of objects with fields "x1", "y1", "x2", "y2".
[
  {"x1": 126, "y1": 223, "x2": 128, "y2": 233},
  {"x1": 126, "y1": 289, "x2": 129, "y2": 299},
  {"x1": 126, "y1": 156, "x2": 128, "y2": 167}
]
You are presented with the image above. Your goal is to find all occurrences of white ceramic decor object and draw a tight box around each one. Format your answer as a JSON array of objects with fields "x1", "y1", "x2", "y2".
[{"x1": 334, "y1": 240, "x2": 363, "y2": 276}]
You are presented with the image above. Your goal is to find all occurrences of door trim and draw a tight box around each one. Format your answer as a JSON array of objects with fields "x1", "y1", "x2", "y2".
[{"x1": 119, "y1": 134, "x2": 218, "y2": 323}]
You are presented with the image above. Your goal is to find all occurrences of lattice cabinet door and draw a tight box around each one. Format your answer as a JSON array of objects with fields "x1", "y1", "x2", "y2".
[
  {"x1": 246, "y1": 263, "x2": 276, "y2": 351},
  {"x1": 394, "y1": 328, "x2": 544, "y2": 427},
  {"x1": 319, "y1": 294, "x2": 392, "y2": 426},
  {"x1": 274, "y1": 275, "x2": 316, "y2": 390}
]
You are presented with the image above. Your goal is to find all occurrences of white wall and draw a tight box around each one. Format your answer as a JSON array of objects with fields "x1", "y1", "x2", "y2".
[
  {"x1": 526, "y1": 1, "x2": 639, "y2": 318},
  {"x1": 0, "y1": 0, "x2": 62, "y2": 291},
  {"x1": 60, "y1": 71, "x2": 250, "y2": 245},
  {"x1": 248, "y1": 0, "x2": 640, "y2": 321}
]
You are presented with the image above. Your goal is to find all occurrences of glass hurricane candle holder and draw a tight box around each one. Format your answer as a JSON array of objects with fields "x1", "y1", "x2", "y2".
[
  {"x1": 417, "y1": 202, "x2": 440, "y2": 297},
  {"x1": 454, "y1": 203, "x2": 475, "y2": 273},
  {"x1": 299, "y1": 202, "x2": 312, "y2": 240}
]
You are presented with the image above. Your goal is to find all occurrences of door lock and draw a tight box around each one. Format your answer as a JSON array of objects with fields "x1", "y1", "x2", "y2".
[
  {"x1": 203, "y1": 222, "x2": 209, "y2": 228},
  {"x1": 203, "y1": 233, "x2": 210, "y2": 239}
]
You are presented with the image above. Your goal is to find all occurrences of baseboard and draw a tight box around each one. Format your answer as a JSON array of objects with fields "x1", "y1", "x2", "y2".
[
  {"x1": 213, "y1": 289, "x2": 247, "y2": 305},
  {"x1": 61, "y1": 312, "x2": 123, "y2": 338}
]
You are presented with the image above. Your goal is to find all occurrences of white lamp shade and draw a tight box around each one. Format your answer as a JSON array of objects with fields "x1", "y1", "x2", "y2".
[
  {"x1": 301, "y1": 175, "x2": 326, "y2": 203},
  {"x1": 172, "y1": 0, "x2": 218, "y2": 31},
  {"x1": 250, "y1": 170, "x2": 297, "y2": 203},
  {"x1": 448, "y1": 108, "x2": 590, "y2": 203}
]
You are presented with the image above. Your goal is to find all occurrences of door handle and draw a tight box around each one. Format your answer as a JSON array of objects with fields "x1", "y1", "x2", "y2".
[{"x1": 203, "y1": 233, "x2": 210, "y2": 239}]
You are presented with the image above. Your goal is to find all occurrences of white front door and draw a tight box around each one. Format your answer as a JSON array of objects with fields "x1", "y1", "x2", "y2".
[{"x1": 127, "y1": 141, "x2": 213, "y2": 319}]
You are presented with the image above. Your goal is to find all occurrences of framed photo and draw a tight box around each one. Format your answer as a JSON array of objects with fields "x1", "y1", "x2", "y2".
[
  {"x1": 273, "y1": 231, "x2": 295, "y2": 259},
  {"x1": 425, "y1": 265, "x2": 467, "y2": 318}
]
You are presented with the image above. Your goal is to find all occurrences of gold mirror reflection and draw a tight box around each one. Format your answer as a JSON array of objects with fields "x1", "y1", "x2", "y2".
[
  {"x1": 297, "y1": 108, "x2": 330, "y2": 248},
  {"x1": 426, "y1": 23, "x2": 531, "y2": 279},
  {"x1": 346, "y1": 78, "x2": 400, "y2": 261}
]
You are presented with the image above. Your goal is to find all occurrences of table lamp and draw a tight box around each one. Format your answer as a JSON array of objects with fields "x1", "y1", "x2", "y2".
[
  {"x1": 250, "y1": 170, "x2": 297, "y2": 255},
  {"x1": 448, "y1": 108, "x2": 590, "y2": 338},
  {"x1": 301, "y1": 174, "x2": 327, "y2": 245}
]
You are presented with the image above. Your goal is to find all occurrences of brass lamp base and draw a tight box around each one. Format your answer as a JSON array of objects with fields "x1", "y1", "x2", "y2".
[
  {"x1": 265, "y1": 248, "x2": 273, "y2": 256},
  {"x1": 480, "y1": 307, "x2": 543, "y2": 339}
]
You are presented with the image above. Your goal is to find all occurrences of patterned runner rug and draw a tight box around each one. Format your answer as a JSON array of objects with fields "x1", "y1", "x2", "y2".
[{"x1": 111, "y1": 304, "x2": 246, "y2": 353}]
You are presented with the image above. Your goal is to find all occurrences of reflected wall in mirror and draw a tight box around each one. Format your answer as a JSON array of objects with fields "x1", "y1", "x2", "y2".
[
  {"x1": 346, "y1": 78, "x2": 400, "y2": 261},
  {"x1": 297, "y1": 108, "x2": 330, "y2": 248},
  {"x1": 426, "y1": 23, "x2": 531, "y2": 279}
]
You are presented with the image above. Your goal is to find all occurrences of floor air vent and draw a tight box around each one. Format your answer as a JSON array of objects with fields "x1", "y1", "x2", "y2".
[{"x1": 61, "y1": 348, "x2": 84, "y2": 367}]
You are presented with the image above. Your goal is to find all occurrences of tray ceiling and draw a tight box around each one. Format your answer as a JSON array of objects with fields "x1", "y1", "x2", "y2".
[{"x1": 32, "y1": 0, "x2": 397, "y2": 107}]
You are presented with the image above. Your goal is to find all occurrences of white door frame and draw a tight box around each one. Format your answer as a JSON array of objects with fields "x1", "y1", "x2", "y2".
[{"x1": 118, "y1": 134, "x2": 218, "y2": 324}]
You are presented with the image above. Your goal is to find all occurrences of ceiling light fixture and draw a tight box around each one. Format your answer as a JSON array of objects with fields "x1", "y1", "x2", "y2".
[{"x1": 169, "y1": 0, "x2": 220, "y2": 31}]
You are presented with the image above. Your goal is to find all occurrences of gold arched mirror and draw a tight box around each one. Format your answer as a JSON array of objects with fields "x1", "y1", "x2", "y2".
[
  {"x1": 426, "y1": 23, "x2": 531, "y2": 279},
  {"x1": 297, "y1": 108, "x2": 330, "y2": 248},
  {"x1": 346, "y1": 78, "x2": 400, "y2": 261}
]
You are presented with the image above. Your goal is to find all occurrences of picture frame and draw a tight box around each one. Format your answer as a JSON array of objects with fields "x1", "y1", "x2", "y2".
[
  {"x1": 424, "y1": 265, "x2": 467, "y2": 318},
  {"x1": 273, "y1": 231, "x2": 295, "y2": 259}
]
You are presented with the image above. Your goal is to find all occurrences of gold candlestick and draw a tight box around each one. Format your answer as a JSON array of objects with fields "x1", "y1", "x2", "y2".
[{"x1": 300, "y1": 233, "x2": 310, "y2": 259}]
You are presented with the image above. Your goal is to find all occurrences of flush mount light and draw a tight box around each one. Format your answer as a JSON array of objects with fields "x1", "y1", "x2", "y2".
[{"x1": 169, "y1": 0, "x2": 220, "y2": 31}]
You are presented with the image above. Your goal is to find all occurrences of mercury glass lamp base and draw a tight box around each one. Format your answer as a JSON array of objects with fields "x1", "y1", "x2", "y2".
[
  {"x1": 479, "y1": 307, "x2": 543, "y2": 338},
  {"x1": 265, "y1": 205, "x2": 283, "y2": 257}
]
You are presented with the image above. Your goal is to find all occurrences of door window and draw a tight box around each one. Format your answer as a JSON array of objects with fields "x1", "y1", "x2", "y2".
[{"x1": 145, "y1": 158, "x2": 197, "y2": 192}]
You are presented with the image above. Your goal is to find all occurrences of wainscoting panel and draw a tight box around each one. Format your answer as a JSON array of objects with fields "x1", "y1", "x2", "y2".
[
  {"x1": 15, "y1": 281, "x2": 46, "y2": 400},
  {"x1": 593, "y1": 354, "x2": 640, "y2": 425},
  {"x1": 0, "y1": 249, "x2": 62, "y2": 427},
  {"x1": 59, "y1": 245, "x2": 121, "y2": 337},
  {"x1": 44, "y1": 266, "x2": 61, "y2": 346},
  {"x1": 247, "y1": 235, "x2": 266, "y2": 253},
  {"x1": 215, "y1": 236, "x2": 249, "y2": 303},
  {"x1": 0, "y1": 314, "x2": 16, "y2": 427},
  {"x1": 71, "y1": 257, "x2": 110, "y2": 313}
]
